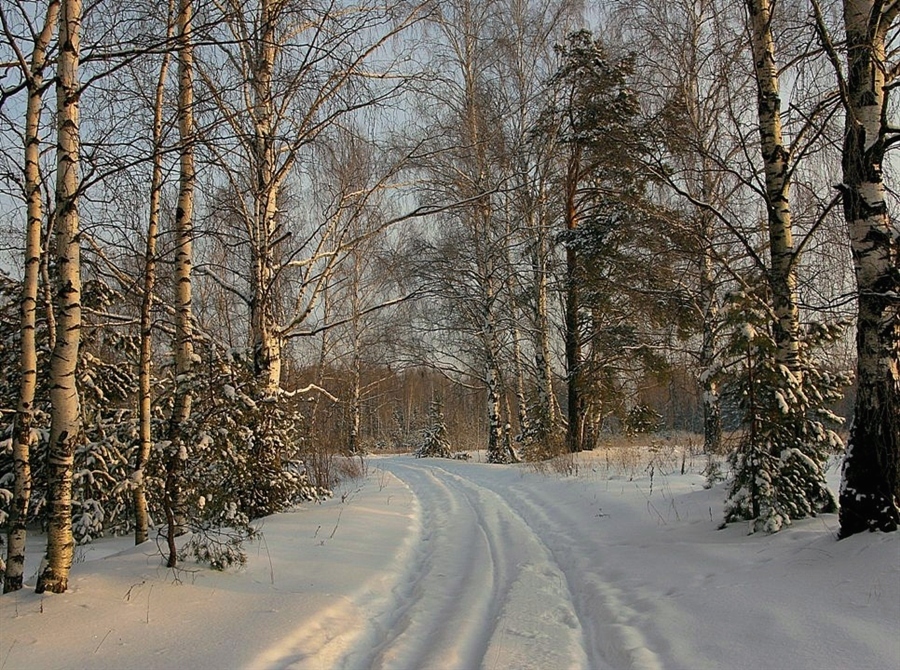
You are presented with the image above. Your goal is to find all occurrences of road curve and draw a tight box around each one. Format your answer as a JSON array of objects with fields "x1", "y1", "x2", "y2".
[{"x1": 310, "y1": 454, "x2": 662, "y2": 670}]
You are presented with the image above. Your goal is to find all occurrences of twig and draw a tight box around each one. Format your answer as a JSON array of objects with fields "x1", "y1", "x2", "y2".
[
  {"x1": 259, "y1": 532, "x2": 275, "y2": 585},
  {"x1": 146, "y1": 584, "x2": 153, "y2": 624},
  {"x1": 94, "y1": 630, "x2": 112, "y2": 654},
  {"x1": 329, "y1": 509, "x2": 344, "y2": 539}
]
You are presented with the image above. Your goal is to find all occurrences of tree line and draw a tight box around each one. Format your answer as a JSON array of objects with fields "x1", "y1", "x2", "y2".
[{"x1": 0, "y1": 0, "x2": 897, "y2": 594}]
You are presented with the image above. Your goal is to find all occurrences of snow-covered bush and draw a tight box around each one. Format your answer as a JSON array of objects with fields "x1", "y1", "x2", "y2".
[
  {"x1": 623, "y1": 404, "x2": 663, "y2": 437},
  {"x1": 415, "y1": 398, "x2": 452, "y2": 458},
  {"x1": 719, "y1": 290, "x2": 849, "y2": 533},
  {"x1": 72, "y1": 409, "x2": 140, "y2": 543},
  {"x1": 0, "y1": 276, "x2": 143, "y2": 544}
]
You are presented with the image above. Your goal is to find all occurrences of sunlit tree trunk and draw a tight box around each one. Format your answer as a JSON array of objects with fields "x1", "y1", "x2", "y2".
[
  {"x1": 35, "y1": 0, "x2": 82, "y2": 595},
  {"x1": 348, "y1": 250, "x2": 362, "y2": 453},
  {"x1": 746, "y1": 0, "x2": 801, "y2": 374},
  {"x1": 134, "y1": 3, "x2": 174, "y2": 546},
  {"x1": 249, "y1": 0, "x2": 283, "y2": 394},
  {"x1": 838, "y1": 0, "x2": 900, "y2": 537},
  {"x1": 4, "y1": 0, "x2": 59, "y2": 594},
  {"x1": 165, "y1": 0, "x2": 196, "y2": 568}
]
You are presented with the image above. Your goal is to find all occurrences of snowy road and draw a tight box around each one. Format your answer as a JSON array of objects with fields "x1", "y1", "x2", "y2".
[
  {"x1": 3, "y1": 452, "x2": 898, "y2": 670},
  {"x1": 289, "y1": 455, "x2": 670, "y2": 670},
  {"x1": 340, "y1": 460, "x2": 591, "y2": 670},
  {"x1": 289, "y1": 455, "x2": 898, "y2": 670}
]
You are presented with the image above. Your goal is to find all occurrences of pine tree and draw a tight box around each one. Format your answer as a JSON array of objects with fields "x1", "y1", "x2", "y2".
[
  {"x1": 415, "y1": 398, "x2": 452, "y2": 459},
  {"x1": 720, "y1": 288, "x2": 849, "y2": 533}
]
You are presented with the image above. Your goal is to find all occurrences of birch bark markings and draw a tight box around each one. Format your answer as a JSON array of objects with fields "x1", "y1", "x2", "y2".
[
  {"x1": 837, "y1": 0, "x2": 900, "y2": 536},
  {"x1": 249, "y1": 0, "x2": 283, "y2": 395},
  {"x1": 165, "y1": 0, "x2": 196, "y2": 567},
  {"x1": 746, "y1": 0, "x2": 801, "y2": 374},
  {"x1": 3, "y1": 0, "x2": 60, "y2": 594},
  {"x1": 134, "y1": 4, "x2": 175, "y2": 547},
  {"x1": 35, "y1": 0, "x2": 82, "y2": 595}
]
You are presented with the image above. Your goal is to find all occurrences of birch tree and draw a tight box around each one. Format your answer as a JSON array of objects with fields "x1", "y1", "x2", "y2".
[
  {"x1": 164, "y1": 0, "x2": 196, "y2": 568},
  {"x1": 35, "y1": 0, "x2": 83, "y2": 594},
  {"x1": 747, "y1": 0, "x2": 801, "y2": 373},
  {"x1": 196, "y1": 0, "x2": 424, "y2": 395},
  {"x1": 133, "y1": 0, "x2": 174, "y2": 547},
  {"x1": 823, "y1": 0, "x2": 900, "y2": 536},
  {"x1": 1, "y1": 0, "x2": 59, "y2": 594}
]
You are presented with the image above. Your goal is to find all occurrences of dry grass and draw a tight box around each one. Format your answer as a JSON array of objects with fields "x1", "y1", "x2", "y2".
[
  {"x1": 524, "y1": 432, "x2": 707, "y2": 480},
  {"x1": 305, "y1": 448, "x2": 369, "y2": 490}
]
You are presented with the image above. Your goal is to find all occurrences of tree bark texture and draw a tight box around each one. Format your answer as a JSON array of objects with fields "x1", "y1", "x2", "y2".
[
  {"x1": 746, "y1": 0, "x2": 801, "y2": 374},
  {"x1": 564, "y1": 147, "x2": 583, "y2": 453},
  {"x1": 4, "y1": 0, "x2": 59, "y2": 594},
  {"x1": 165, "y1": 0, "x2": 196, "y2": 566},
  {"x1": 249, "y1": 0, "x2": 283, "y2": 395},
  {"x1": 838, "y1": 0, "x2": 900, "y2": 537},
  {"x1": 531, "y1": 229, "x2": 557, "y2": 433},
  {"x1": 35, "y1": 0, "x2": 82, "y2": 595},
  {"x1": 134, "y1": 3, "x2": 174, "y2": 546}
]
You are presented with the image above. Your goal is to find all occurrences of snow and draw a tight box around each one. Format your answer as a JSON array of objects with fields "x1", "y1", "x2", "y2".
[{"x1": 2, "y1": 450, "x2": 898, "y2": 670}]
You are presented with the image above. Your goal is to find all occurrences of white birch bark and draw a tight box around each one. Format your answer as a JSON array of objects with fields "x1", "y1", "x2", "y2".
[
  {"x1": 249, "y1": 0, "x2": 283, "y2": 395},
  {"x1": 35, "y1": 0, "x2": 82, "y2": 595},
  {"x1": 837, "y1": 0, "x2": 900, "y2": 536},
  {"x1": 4, "y1": 0, "x2": 59, "y2": 594},
  {"x1": 134, "y1": 3, "x2": 174, "y2": 546},
  {"x1": 164, "y1": 0, "x2": 196, "y2": 567},
  {"x1": 746, "y1": 0, "x2": 801, "y2": 374}
]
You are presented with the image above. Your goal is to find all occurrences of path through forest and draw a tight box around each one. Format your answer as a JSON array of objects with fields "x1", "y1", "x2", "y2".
[{"x1": 2, "y1": 452, "x2": 898, "y2": 670}]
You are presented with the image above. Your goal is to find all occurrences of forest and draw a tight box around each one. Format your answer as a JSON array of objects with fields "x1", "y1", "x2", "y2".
[{"x1": 0, "y1": 0, "x2": 897, "y2": 602}]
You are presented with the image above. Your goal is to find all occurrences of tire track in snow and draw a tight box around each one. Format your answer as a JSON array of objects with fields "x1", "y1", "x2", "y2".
[
  {"x1": 351, "y1": 463, "x2": 505, "y2": 669},
  {"x1": 246, "y1": 469, "x2": 423, "y2": 670},
  {"x1": 441, "y1": 462, "x2": 664, "y2": 670},
  {"x1": 345, "y1": 459, "x2": 588, "y2": 670}
]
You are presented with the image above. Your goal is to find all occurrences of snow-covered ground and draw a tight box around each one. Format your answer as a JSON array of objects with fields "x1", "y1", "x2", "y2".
[{"x1": 2, "y1": 448, "x2": 898, "y2": 670}]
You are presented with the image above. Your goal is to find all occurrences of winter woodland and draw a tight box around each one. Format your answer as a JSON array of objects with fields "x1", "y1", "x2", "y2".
[{"x1": 0, "y1": 0, "x2": 898, "y2": 667}]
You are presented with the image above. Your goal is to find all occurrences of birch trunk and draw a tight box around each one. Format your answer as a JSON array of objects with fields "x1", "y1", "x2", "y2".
[
  {"x1": 134, "y1": 5, "x2": 174, "y2": 546},
  {"x1": 348, "y1": 252, "x2": 362, "y2": 453},
  {"x1": 249, "y1": 0, "x2": 282, "y2": 395},
  {"x1": 746, "y1": 0, "x2": 801, "y2": 374},
  {"x1": 40, "y1": 212, "x2": 56, "y2": 353},
  {"x1": 531, "y1": 224, "x2": 557, "y2": 433},
  {"x1": 505, "y1": 220, "x2": 529, "y2": 436},
  {"x1": 699, "y1": 245, "x2": 721, "y2": 453},
  {"x1": 838, "y1": 0, "x2": 900, "y2": 536},
  {"x1": 165, "y1": 0, "x2": 196, "y2": 567},
  {"x1": 35, "y1": 0, "x2": 82, "y2": 595},
  {"x1": 4, "y1": 0, "x2": 59, "y2": 594},
  {"x1": 485, "y1": 333, "x2": 508, "y2": 463}
]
